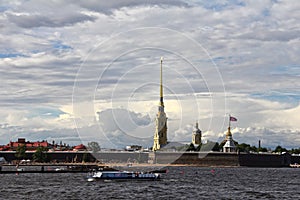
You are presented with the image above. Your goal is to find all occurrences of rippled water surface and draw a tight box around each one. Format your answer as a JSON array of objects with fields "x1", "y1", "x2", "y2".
[{"x1": 0, "y1": 167, "x2": 299, "y2": 199}]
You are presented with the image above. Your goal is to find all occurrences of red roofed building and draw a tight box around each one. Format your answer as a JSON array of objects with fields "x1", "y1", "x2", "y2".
[
  {"x1": 6, "y1": 138, "x2": 51, "y2": 151},
  {"x1": 73, "y1": 144, "x2": 87, "y2": 151},
  {"x1": 0, "y1": 145, "x2": 9, "y2": 151}
]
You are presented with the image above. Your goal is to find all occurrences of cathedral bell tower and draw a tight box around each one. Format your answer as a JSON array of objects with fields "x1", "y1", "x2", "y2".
[
  {"x1": 192, "y1": 122, "x2": 202, "y2": 145},
  {"x1": 153, "y1": 57, "x2": 168, "y2": 151}
]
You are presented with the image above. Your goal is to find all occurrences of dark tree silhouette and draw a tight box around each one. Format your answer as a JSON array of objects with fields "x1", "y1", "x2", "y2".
[
  {"x1": 33, "y1": 146, "x2": 48, "y2": 162},
  {"x1": 15, "y1": 144, "x2": 26, "y2": 160},
  {"x1": 88, "y1": 142, "x2": 101, "y2": 153}
]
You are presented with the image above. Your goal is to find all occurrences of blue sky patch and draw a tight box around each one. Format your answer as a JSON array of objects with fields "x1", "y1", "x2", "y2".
[
  {"x1": 0, "y1": 5, "x2": 9, "y2": 12},
  {"x1": 190, "y1": 0, "x2": 245, "y2": 11},
  {"x1": 271, "y1": 65, "x2": 300, "y2": 76},
  {"x1": 26, "y1": 107, "x2": 66, "y2": 118},
  {"x1": 251, "y1": 91, "x2": 300, "y2": 107},
  {"x1": 0, "y1": 53, "x2": 24, "y2": 58},
  {"x1": 52, "y1": 41, "x2": 72, "y2": 50}
]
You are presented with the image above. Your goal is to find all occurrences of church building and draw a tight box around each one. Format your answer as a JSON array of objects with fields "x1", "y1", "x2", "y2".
[{"x1": 152, "y1": 58, "x2": 168, "y2": 151}]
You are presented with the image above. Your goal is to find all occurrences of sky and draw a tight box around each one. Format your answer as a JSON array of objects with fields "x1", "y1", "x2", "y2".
[{"x1": 0, "y1": 0, "x2": 299, "y2": 149}]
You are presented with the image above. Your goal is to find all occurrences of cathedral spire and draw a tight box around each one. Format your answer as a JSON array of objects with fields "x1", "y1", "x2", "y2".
[
  {"x1": 159, "y1": 57, "x2": 164, "y2": 107},
  {"x1": 153, "y1": 57, "x2": 168, "y2": 151}
]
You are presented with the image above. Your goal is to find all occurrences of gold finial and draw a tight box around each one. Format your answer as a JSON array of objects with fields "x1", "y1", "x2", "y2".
[{"x1": 226, "y1": 126, "x2": 232, "y2": 137}]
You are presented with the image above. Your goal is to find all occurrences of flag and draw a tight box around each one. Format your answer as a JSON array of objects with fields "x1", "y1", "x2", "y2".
[{"x1": 230, "y1": 116, "x2": 237, "y2": 121}]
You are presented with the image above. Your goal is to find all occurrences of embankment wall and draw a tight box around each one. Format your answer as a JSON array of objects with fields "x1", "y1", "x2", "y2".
[{"x1": 0, "y1": 151, "x2": 296, "y2": 167}]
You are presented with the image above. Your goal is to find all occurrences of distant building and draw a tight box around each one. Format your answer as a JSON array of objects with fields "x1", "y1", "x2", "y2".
[
  {"x1": 73, "y1": 144, "x2": 87, "y2": 151},
  {"x1": 192, "y1": 122, "x2": 202, "y2": 145},
  {"x1": 6, "y1": 138, "x2": 50, "y2": 151},
  {"x1": 153, "y1": 58, "x2": 168, "y2": 151},
  {"x1": 125, "y1": 145, "x2": 143, "y2": 151},
  {"x1": 0, "y1": 138, "x2": 75, "y2": 152}
]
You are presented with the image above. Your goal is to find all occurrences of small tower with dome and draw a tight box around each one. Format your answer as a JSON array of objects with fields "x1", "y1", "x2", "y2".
[
  {"x1": 192, "y1": 122, "x2": 202, "y2": 145},
  {"x1": 223, "y1": 115, "x2": 237, "y2": 153},
  {"x1": 223, "y1": 127, "x2": 236, "y2": 152}
]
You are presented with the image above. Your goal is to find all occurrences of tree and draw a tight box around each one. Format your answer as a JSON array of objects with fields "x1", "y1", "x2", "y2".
[
  {"x1": 186, "y1": 143, "x2": 196, "y2": 151},
  {"x1": 290, "y1": 148, "x2": 300, "y2": 154},
  {"x1": 82, "y1": 151, "x2": 90, "y2": 163},
  {"x1": 249, "y1": 145, "x2": 258, "y2": 152},
  {"x1": 212, "y1": 142, "x2": 220, "y2": 151},
  {"x1": 274, "y1": 145, "x2": 287, "y2": 153},
  {"x1": 237, "y1": 143, "x2": 251, "y2": 153},
  {"x1": 33, "y1": 146, "x2": 48, "y2": 162},
  {"x1": 200, "y1": 141, "x2": 220, "y2": 152},
  {"x1": 15, "y1": 144, "x2": 26, "y2": 160},
  {"x1": 195, "y1": 143, "x2": 202, "y2": 151},
  {"x1": 88, "y1": 142, "x2": 101, "y2": 153},
  {"x1": 258, "y1": 147, "x2": 268, "y2": 152}
]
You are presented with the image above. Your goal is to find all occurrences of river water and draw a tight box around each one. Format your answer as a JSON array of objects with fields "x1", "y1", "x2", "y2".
[{"x1": 0, "y1": 167, "x2": 299, "y2": 199}]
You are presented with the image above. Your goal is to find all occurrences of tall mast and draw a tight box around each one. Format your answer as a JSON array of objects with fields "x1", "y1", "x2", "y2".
[{"x1": 160, "y1": 57, "x2": 164, "y2": 107}]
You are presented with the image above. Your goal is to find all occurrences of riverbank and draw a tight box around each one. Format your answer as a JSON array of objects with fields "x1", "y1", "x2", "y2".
[{"x1": 1, "y1": 151, "x2": 298, "y2": 168}]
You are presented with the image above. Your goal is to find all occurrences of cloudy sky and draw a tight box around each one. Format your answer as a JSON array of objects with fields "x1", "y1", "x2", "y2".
[{"x1": 0, "y1": 0, "x2": 299, "y2": 149}]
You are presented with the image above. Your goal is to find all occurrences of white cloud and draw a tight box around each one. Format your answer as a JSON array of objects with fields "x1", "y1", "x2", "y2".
[{"x1": 231, "y1": 127, "x2": 300, "y2": 149}]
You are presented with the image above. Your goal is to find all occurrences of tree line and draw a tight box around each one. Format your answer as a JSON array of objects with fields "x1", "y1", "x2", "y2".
[
  {"x1": 184, "y1": 142, "x2": 300, "y2": 154},
  {"x1": 14, "y1": 141, "x2": 101, "y2": 163}
]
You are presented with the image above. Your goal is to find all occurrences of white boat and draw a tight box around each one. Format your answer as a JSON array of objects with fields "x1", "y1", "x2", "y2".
[
  {"x1": 87, "y1": 170, "x2": 161, "y2": 181},
  {"x1": 290, "y1": 163, "x2": 300, "y2": 168}
]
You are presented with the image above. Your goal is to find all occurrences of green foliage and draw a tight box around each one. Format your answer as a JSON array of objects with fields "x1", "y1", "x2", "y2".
[
  {"x1": 176, "y1": 144, "x2": 189, "y2": 151},
  {"x1": 237, "y1": 143, "x2": 270, "y2": 153},
  {"x1": 236, "y1": 143, "x2": 251, "y2": 152},
  {"x1": 15, "y1": 144, "x2": 26, "y2": 160},
  {"x1": 212, "y1": 142, "x2": 220, "y2": 151},
  {"x1": 236, "y1": 143, "x2": 258, "y2": 153},
  {"x1": 250, "y1": 145, "x2": 258, "y2": 152},
  {"x1": 258, "y1": 147, "x2": 268, "y2": 152},
  {"x1": 186, "y1": 143, "x2": 196, "y2": 151},
  {"x1": 273, "y1": 145, "x2": 288, "y2": 153},
  {"x1": 290, "y1": 148, "x2": 300, "y2": 154},
  {"x1": 199, "y1": 141, "x2": 219, "y2": 152},
  {"x1": 195, "y1": 144, "x2": 202, "y2": 151},
  {"x1": 33, "y1": 146, "x2": 48, "y2": 162},
  {"x1": 82, "y1": 152, "x2": 90, "y2": 162},
  {"x1": 236, "y1": 143, "x2": 300, "y2": 154},
  {"x1": 88, "y1": 142, "x2": 101, "y2": 153}
]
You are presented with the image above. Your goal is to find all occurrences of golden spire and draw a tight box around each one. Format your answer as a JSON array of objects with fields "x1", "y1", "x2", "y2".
[
  {"x1": 226, "y1": 126, "x2": 232, "y2": 137},
  {"x1": 160, "y1": 57, "x2": 164, "y2": 107}
]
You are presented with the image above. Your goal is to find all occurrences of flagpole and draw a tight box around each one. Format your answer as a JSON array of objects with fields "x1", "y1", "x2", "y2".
[{"x1": 228, "y1": 114, "x2": 231, "y2": 128}]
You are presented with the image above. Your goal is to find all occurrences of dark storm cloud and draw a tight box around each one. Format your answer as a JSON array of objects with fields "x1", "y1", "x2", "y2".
[
  {"x1": 73, "y1": 0, "x2": 189, "y2": 14},
  {"x1": 236, "y1": 29, "x2": 300, "y2": 42}
]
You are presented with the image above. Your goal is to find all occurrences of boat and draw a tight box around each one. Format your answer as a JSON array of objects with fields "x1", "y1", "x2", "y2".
[
  {"x1": 87, "y1": 170, "x2": 161, "y2": 182},
  {"x1": 16, "y1": 168, "x2": 24, "y2": 171},
  {"x1": 290, "y1": 163, "x2": 300, "y2": 168}
]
